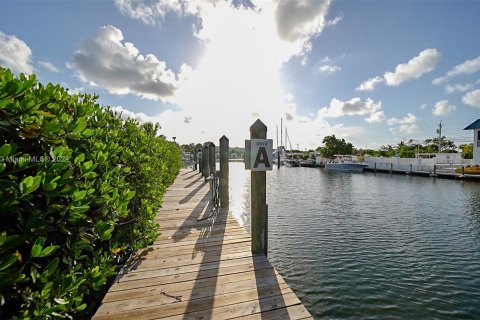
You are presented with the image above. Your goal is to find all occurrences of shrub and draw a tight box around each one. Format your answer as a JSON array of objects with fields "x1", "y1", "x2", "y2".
[
  {"x1": 455, "y1": 165, "x2": 480, "y2": 175},
  {"x1": 0, "y1": 67, "x2": 182, "y2": 319}
]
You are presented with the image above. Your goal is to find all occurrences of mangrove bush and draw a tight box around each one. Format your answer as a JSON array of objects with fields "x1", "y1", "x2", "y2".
[{"x1": 0, "y1": 67, "x2": 182, "y2": 319}]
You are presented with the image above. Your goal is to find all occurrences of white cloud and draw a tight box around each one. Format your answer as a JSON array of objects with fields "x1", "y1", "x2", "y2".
[
  {"x1": 432, "y1": 100, "x2": 456, "y2": 116},
  {"x1": 114, "y1": 0, "x2": 186, "y2": 25},
  {"x1": 111, "y1": 106, "x2": 149, "y2": 123},
  {"x1": 387, "y1": 113, "x2": 421, "y2": 135},
  {"x1": 365, "y1": 110, "x2": 386, "y2": 123},
  {"x1": 274, "y1": 0, "x2": 331, "y2": 43},
  {"x1": 38, "y1": 61, "x2": 60, "y2": 73},
  {"x1": 387, "y1": 113, "x2": 418, "y2": 125},
  {"x1": 444, "y1": 83, "x2": 474, "y2": 94},
  {"x1": 325, "y1": 14, "x2": 343, "y2": 27},
  {"x1": 463, "y1": 89, "x2": 480, "y2": 108},
  {"x1": 384, "y1": 48, "x2": 439, "y2": 86},
  {"x1": 357, "y1": 48, "x2": 439, "y2": 91},
  {"x1": 433, "y1": 56, "x2": 480, "y2": 84},
  {"x1": 111, "y1": 0, "x2": 376, "y2": 148},
  {"x1": 68, "y1": 25, "x2": 190, "y2": 100},
  {"x1": 0, "y1": 31, "x2": 33, "y2": 74},
  {"x1": 318, "y1": 97, "x2": 384, "y2": 123},
  {"x1": 356, "y1": 76, "x2": 384, "y2": 91},
  {"x1": 318, "y1": 64, "x2": 340, "y2": 74},
  {"x1": 420, "y1": 104, "x2": 427, "y2": 110}
]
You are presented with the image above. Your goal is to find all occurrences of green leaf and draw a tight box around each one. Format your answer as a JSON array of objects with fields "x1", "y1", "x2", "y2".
[
  {"x1": 0, "y1": 254, "x2": 17, "y2": 271},
  {"x1": 81, "y1": 160, "x2": 93, "y2": 172},
  {"x1": 61, "y1": 168, "x2": 74, "y2": 180},
  {"x1": 73, "y1": 118, "x2": 87, "y2": 133},
  {"x1": 31, "y1": 237, "x2": 45, "y2": 257},
  {"x1": 72, "y1": 190, "x2": 87, "y2": 202},
  {"x1": 82, "y1": 129, "x2": 94, "y2": 137},
  {"x1": 0, "y1": 144, "x2": 12, "y2": 157},
  {"x1": 124, "y1": 190, "x2": 136, "y2": 201},
  {"x1": 96, "y1": 151, "x2": 108, "y2": 163},
  {"x1": 43, "y1": 258, "x2": 59, "y2": 277},
  {"x1": 44, "y1": 119, "x2": 62, "y2": 134},
  {"x1": 20, "y1": 175, "x2": 42, "y2": 195},
  {"x1": 71, "y1": 205, "x2": 89, "y2": 214},
  {"x1": 39, "y1": 245, "x2": 59, "y2": 257},
  {"x1": 0, "y1": 163, "x2": 6, "y2": 174},
  {"x1": 30, "y1": 266, "x2": 39, "y2": 284},
  {"x1": 76, "y1": 304, "x2": 87, "y2": 311},
  {"x1": 52, "y1": 146, "x2": 66, "y2": 157},
  {"x1": 94, "y1": 221, "x2": 114, "y2": 240},
  {"x1": 41, "y1": 281, "x2": 54, "y2": 297},
  {"x1": 54, "y1": 298, "x2": 68, "y2": 305},
  {"x1": 74, "y1": 153, "x2": 85, "y2": 165},
  {"x1": 82, "y1": 172, "x2": 97, "y2": 179},
  {"x1": 0, "y1": 234, "x2": 23, "y2": 253}
]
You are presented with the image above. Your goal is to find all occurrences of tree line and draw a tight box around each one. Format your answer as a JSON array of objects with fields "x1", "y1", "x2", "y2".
[{"x1": 315, "y1": 135, "x2": 473, "y2": 159}]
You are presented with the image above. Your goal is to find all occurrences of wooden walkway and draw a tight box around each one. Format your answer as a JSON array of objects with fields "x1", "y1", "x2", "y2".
[{"x1": 93, "y1": 169, "x2": 313, "y2": 320}]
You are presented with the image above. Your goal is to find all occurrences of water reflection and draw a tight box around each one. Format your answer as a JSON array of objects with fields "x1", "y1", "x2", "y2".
[{"x1": 228, "y1": 162, "x2": 480, "y2": 319}]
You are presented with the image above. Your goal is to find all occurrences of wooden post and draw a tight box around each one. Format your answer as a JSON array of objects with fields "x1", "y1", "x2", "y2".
[
  {"x1": 434, "y1": 164, "x2": 437, "y2": 175},
  {"x1": 250, "y1": 120, "x2": 268, "y2": 256},
  {"x1": 220, "y1": 136, "x2": 229, "y2": 208},
  {"x1": 462, "y1": 166, "x2": 465, "y2": 175},
  {"x1": 209, "y1": 142, "x2": 216, "y2": 175},
  {"x1": 277, "y1": 148, "x2": 280, "y2": 169},
  {"x1": 202, "y1": 144, "x2": 210, "y2": 179},
  {"x1": 374, "y1": 163, "x2": 377, "y2": 173},
  {"x1": 198, "y1": 149, "x2": 202, "y2": 173},
  {"x1": 194, "y1": 149, "x2": 198, "y2": 171},
  {"x1": 410, "y1": 163, "x2": 412, "y2": 173},
  {"x1": 390, "y1": 163, "x2": 393, "y2": 173}
]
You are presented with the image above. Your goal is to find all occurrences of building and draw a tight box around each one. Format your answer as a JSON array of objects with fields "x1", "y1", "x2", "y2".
[{"x1": 464, "y1": 119, "x2": 480, "y2": 165}]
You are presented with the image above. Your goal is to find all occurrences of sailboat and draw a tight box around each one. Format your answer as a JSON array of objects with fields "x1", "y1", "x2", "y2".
[{"x1": 283, "y1": 127, "x2": 300, "y2": 167}]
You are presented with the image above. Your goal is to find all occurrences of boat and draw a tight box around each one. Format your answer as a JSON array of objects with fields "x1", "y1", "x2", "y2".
[
  {"x1": 284, "y1": 157, "x2": 300, "y2": 167},
  {"x1": 325, "y1": 155, "x2": 369, "y2": 172}
]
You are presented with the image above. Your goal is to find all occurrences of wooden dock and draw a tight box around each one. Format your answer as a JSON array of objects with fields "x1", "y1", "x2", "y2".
[{"x1": 93, "y1": 169, "x2": 313, "y2": 320}]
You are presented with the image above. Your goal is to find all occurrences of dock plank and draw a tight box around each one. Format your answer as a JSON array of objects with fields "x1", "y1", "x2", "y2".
[{"x1": 93, "y1": 170, "x2": 313, "y2": 319}]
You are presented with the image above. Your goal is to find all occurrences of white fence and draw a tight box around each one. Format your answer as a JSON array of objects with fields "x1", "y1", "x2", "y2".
[{"x1": 364, "y1": 156, "x2": 473, "y2": 173}]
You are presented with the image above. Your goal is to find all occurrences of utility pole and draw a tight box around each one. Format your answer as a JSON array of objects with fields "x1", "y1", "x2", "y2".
[{"x1": 437, "y1": 121, "x2": 443, "y2": 153}]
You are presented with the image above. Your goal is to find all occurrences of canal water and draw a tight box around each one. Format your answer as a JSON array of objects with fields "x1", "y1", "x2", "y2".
[{"x1": 228, "y1": 162, "x2": 480, "y2": 319}]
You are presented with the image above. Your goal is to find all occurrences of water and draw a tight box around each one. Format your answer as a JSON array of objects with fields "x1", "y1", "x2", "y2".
[{"x1": 228, "y1": 163, "x2": 480, "y2": 319}]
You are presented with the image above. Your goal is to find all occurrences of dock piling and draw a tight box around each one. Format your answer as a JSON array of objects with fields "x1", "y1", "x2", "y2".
[
  {"x1": 250, "y1": 120, "x2": 268, "y2": 256},
  {"x1": 208, "y1": 142, "x2": 215, "y2": 174},
  {"x1": 219, "y1": 135, "x2": 229, "y2": 208},
  {"x1": 202, "y1": 144, "x2": 210, "y2": 179}
]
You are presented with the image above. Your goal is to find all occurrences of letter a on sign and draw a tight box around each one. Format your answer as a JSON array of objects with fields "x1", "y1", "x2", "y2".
[{"x1": 250, "y1": 139, "x2": 273, "y2": 171}]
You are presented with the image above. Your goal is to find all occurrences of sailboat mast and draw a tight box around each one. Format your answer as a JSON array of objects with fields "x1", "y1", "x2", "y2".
[
  {"x1": 280, "y1": 118, "x2": 283, "y2": 147},
  {"x1": 276, "y1": 125, "x2": 279, "y2": 149}
]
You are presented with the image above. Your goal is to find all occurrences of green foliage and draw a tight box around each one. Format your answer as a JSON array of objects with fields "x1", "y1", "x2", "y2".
[
  {"x1": 316, "y1": 135, "x2": 354, "y2": 159},
  {"x1": 424, "y1": 136, "x2": 457, "y2": 153},
  {"x1": 455, "y1": 165, "x2": 480, "y2": 174},
  {"x1": 459, "y1": 143, "x2": 473, "y2": 159},
  {"x1": 0, "y1": 67, "x2": 182, "y2": 319}
]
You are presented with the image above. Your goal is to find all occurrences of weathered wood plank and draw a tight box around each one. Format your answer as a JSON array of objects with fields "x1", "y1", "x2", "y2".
[{"x1": 93, "y1": 169, "x2": 313, "y2": 320}]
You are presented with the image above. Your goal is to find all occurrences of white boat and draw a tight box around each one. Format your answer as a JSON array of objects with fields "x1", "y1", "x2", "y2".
[
  {"x1": 284, "y1": 157, "x2": 300, "y2": 167},
  {"x1": 325, "y1": 155, "x2": 369, "y2": 172}
]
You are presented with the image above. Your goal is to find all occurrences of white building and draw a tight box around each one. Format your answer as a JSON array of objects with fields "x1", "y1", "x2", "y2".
[{"x1": 464, "y1": 119, "x2": 480, "y2": 165}]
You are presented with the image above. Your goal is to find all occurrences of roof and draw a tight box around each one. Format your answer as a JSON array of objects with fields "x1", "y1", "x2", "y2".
[{"x1": 464, "y1": 119, "x2": 480, "y2": 130}]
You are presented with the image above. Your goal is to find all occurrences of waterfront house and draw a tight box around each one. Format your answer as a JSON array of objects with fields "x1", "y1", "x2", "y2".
[{"x1": 463, "y1": 119, "x2": 480, "y2": 165}]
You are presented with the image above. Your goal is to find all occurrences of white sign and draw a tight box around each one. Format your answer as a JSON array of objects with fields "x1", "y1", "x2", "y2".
[{"x1": 250, "y1": 139, "x2": 273, "y2": 171}]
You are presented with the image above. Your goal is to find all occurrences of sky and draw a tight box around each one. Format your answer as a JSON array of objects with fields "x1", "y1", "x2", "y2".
[{"x1": 1, "y1": 0, "x2": 479, "y2": 150}]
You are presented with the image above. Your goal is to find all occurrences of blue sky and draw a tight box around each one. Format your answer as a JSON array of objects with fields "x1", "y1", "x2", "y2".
[{"x1": 1, "y1": 0, "x2": 479, "y2": 149}]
